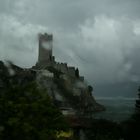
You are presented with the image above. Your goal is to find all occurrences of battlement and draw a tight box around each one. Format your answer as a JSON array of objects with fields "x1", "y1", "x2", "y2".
[{"x1": 38, "y1": 33, "x2": 53, "y2": 41}]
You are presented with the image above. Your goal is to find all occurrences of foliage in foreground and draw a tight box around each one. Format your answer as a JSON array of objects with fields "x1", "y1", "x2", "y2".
[
  {"x1": 84, "y1": 119, "x2": 122, "y2": 140},
  {"x1": 0, "y1": 82, "x2": 68, "y2": 140},
  {"x1": 84, "y1": 111, "x2": 140, "y2": 140},
  {"x1": 121, "y1": 112, "x2": 140, "y2": 140}
]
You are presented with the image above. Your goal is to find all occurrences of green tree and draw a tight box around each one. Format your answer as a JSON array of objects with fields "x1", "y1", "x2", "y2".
[
  {"x1": 0, "y1": 82, "x2": 68, "y2": 140},
  {"x1": 85, "y1": 119, "x2": 122, "y2": 140},
  {"x1": 121, "y1": 86, "x2": 140, "y2": 140}
]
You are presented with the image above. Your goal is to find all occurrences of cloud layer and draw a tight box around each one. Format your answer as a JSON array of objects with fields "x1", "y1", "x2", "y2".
[{"x1": 0, "y1": 0, "x2": 140, "y2": 89}]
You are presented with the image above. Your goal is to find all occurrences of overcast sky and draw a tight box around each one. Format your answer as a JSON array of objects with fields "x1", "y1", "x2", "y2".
[{"x1": 0, "y1": 0, "x2": 140, "y2": 96}]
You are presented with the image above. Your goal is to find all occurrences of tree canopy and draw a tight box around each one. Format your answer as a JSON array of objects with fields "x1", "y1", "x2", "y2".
[{"x1": 0, "y1": 82, "x2": 68, "y2": 140}]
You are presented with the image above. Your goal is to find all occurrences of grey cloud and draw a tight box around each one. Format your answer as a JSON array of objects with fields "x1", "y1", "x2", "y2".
[
  {"x1": 52, "y1": 15, "x2": 140, "y2": 84},
  {"x1": 0, "y1": 14, "x2": 48, "y2": 67},
  {"x1": 0, "y1": 0, "x2": 140, "y2": 96},
  {"x1": 1, "y1": 0, "x2": 140, "y2": 31},
  {"x1": 77, "y1": 16, "x2": 140, "y2": 84}
]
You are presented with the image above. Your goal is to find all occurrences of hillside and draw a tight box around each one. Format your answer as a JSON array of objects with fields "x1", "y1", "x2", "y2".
[{"x1": 0, "y1": 61, "x2": 105, "y2": 118}]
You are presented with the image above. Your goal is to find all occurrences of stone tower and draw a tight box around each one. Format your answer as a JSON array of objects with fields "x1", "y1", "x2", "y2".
[{"x1": 38, "y1": 33, "x2": 53, "y2": 66}]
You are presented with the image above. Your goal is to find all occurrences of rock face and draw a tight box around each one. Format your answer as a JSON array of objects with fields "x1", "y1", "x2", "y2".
[
  {"x1": 0, "y1": 33, "x2": 105, "y2": 118},
  {"x1": 0, "y1": 61, "x2": 105, "y2": 118},
  {"x1": 0, "y1": 61, "x2": 36, "y2": 89},
  {"x1": 36, "y1": 66, "x2": 105, "y2": 116}
]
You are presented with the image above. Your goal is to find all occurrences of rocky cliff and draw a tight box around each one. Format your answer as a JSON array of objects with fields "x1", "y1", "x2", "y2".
[{"x1": 0, "y1": 61, "x2": 105, "y2": 118}]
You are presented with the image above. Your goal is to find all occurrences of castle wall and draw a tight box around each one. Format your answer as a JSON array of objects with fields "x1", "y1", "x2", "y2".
[
  {"x1": 59, "y1": 63, "x2": 68, "y2": 73},
  {"x1": 68, "y1": 67, "x2": 75, "y2": 77},
  {"x1": 54, "y1": 63, "x2": 76, "y2": 77},
  {"x1": 54, "y1": 63, "x2": 68, "y2": 74}
]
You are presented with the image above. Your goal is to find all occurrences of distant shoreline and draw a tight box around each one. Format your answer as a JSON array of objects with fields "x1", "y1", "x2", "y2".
[{"x1": 95, "y1": 96, "x2": 136, "y2": 100}]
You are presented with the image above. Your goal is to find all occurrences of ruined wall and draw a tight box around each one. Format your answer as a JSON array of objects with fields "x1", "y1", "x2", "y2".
[
  {"x1": 54, "y1": 63, "x2": 68, "y2": 73},
  {"x1": 68, "y1": 67, "x2": 75, "y2": 77},
  {"x1": 54, "y1": 63, "x2": 76, "y2": 77}
]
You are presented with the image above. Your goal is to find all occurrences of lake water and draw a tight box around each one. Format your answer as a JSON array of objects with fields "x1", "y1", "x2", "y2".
[{"x1": 94, "y1": 97, "x2": 136, "y2": 122}]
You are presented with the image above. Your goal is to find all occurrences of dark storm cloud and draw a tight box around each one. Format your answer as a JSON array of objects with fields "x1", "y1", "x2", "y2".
[
  {"x1": 5, "y1": 0, "x2": 140, "y2": 32},
  {"x1": 0, "y1": 0, "x2": 140, "y2": 87}
]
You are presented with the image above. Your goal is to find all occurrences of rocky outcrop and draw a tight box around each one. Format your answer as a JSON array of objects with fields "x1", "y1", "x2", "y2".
[
  {"x1": 0, "y1": 61, "x2": 105, "y2": 118},
  {"x1": 0, "y1": 61, "x2": 36, "y2": 86}
]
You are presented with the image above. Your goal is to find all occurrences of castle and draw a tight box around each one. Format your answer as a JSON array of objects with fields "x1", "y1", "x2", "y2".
[
  {"x1": 32, "y1": 33, "x2": 105, "y2": 116},
  {"x1": 35, "y1": 33, "x2": 84, "y2": 80}
]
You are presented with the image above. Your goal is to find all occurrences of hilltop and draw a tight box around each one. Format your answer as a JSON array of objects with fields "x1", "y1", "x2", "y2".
[{"x1": 0, "y1": 33, "x2": 105, "y2": 118}]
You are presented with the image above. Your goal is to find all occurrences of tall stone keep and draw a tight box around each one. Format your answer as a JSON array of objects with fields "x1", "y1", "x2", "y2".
[{"x1": 38, "y1": 33, "x2": 53, "y2": 66}]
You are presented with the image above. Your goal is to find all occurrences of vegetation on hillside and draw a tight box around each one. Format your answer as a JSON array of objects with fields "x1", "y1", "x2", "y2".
[
  {"x1": 1, "y1": 62, "x2": 140, "y2": 140},
  {"x1": 0, "y1": 82, "x2": 68, "y2": 140},
  {"x1": 84, "y1": 119, "x2": 122, "y2": 140}
]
